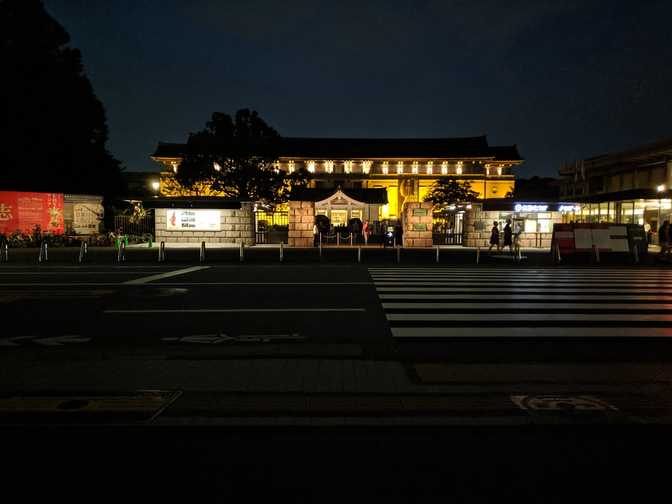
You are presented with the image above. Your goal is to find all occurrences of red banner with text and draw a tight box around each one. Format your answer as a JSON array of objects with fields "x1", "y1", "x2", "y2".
[{"x1": 0, "y1": 191, "x2": 65, "y2": 235}]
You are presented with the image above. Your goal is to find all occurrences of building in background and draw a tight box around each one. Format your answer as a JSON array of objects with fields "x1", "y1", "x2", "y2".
[
  {"x1": 559, "y1": 137, "x2": 672, "y2": 231},
  {"x1": 151, "y1": 136, "x2": 522, "y2": 220}
]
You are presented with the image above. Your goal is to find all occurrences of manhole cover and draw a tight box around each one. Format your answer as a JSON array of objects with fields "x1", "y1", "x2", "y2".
[{"x1": 511, "y1": 395, "x2": 618, "y2": 412}]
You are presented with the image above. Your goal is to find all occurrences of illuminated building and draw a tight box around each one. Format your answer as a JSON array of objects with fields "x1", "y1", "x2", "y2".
[{"x1": 151, "y1": 136, "x2": 522, "y2": 223}]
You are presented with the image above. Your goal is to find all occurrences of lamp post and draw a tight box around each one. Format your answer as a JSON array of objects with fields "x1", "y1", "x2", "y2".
[{"x1": 151, "y1": 181, "x2": 160, "y2": 198}]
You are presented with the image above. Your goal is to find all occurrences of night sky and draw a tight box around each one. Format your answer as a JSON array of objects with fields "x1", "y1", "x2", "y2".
[{"x1": 43, "y1": 0, "x2": 672, "y2": 178}]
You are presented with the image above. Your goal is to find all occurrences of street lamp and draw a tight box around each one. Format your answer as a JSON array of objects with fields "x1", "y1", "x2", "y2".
[
  {"x1": 151, "y1": 180, "x2": 160, "y2": 198},
  {"x1": 657, "y1": 184, "x2": 666, "y2": 230}
]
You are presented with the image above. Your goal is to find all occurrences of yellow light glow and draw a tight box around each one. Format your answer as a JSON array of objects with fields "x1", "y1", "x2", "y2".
[
  {"x1": 213, "y1": 162, "x2": 221, "y2": 172},
  {"x1": 497, "y1": 166, "x2": 502, "y2": 176},
  {"x1": 382, "y1": 161, "x2": 389, "y2": 175},
  {"x1": 657, "y1": 184, "x2": 666, "y2": 192},
  {"x1": 362, "y1": 160, "x2": 372, "y2": 174},
  {"x1": 412, "y1": 161, "x2": 418, "y2": 174},
  {"x1": 288, "y1": 160, "x2": 295, "y2": 173},
  {"x1": 324, "y1": 160, "x2": 334, "y2": 173},
  {"x1": 456, "y1": 165, "x2": 462, "y2": 175},
  {"x1": 171, "y1": 161, "x2": 178, "y2": 173},
  {"x1": 307, "y1": 160, "x2": 316, "y2": 173},
  {"x1": 151, "y1": 181, "x2": 160, "y2": 191},
  {"x1": 441, "y1": 161, "x2": 448, "y2": 175},
  {"x1": 344, "y1": 160, "x2": 353, "y2": 174},
  {"x1": 426, "y1": 161, "x2": 433, "y2": 175},
  {"x1": 397, "y1": 161, "x2": 403, "y2": 175}
]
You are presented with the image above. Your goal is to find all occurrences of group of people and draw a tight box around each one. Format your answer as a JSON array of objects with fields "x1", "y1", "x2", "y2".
[
  {"x1": 313, "y1": 219, "x2": 375, "y2": 246},
  {"x1": 658, "y1": 220, "x2": 672, "y2": 256},
  {"x1": 488, "y1": 219, "x2": 520, "y2": 254}
]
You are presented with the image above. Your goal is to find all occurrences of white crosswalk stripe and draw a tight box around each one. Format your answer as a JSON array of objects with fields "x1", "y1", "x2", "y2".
[{"x1": 369, "y1": 267, "x2": 672, "y2": 339}]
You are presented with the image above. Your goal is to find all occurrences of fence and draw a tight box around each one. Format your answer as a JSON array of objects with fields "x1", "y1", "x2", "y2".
[
  {"x1": 255, "y1": 210, "x2": 288, "y2": 244},
  {"x1": 114, "y1": 214, "x2": 155, "y2": 237}
]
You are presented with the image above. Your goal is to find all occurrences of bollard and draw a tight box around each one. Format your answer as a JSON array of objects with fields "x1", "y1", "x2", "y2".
[
  {"x1": 200, "y1": 241, "x2": 206, "y2": 263},
  {"x1": 517, "y1": 244, "x2": 522, "y2": 262},
  {"x1": 38, "y1": 242, "x2": 48, "y2": 263},
  {"x1": 279, "y1": 242, "x2": 284, "y2": 262},
  {"x1": 633, "y1": 243, "x2": 639, "y2": 264},
  {"x1": 593, "y1": 244, "x2": 600, "y2": 264},
  {"x1": 357, "y1": 246, "x2": 362, "y2": 263},
  {"x1": 2, "y1": 242, "x2": 8, "y2": 263},
  {"x1": 476, "y1": 246, "x2": 480, "y2": 264},
  {"x1": 239, "y1": 242, "x2": 244, "y2": 262},
  {"x1": 319, "y1": 235, "x2": 322, "y2": 258},
  {"x1": 436, "y1": 245, "x2": 440, "y2": 264},
  {"x1": 78, "y1": 241, "x2": 87, "y2": 264},
  {"x1": 337, "y1": 233, "x2": 340, "y2": 246},
  {"x1": 158, "y1": 241, "x2": 166, "y2": 262},
  {"x1": 393, "y1": 236, "x2": 396, "y2": 248},
  {"x1": 117, "y1": 241, "x2": 126, "y2": 262},
  {"x1": 554, "y1": 242, "x2": 561, "y2": 264},
  {"x1": 396, "y1": 245, "x2": 401, "y2": 264},
  {"x1": 350, "y1": 233, "x2": 353, "y2": 246}
]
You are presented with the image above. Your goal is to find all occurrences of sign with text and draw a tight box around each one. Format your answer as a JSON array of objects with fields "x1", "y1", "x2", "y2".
[
  {"x1": 166, "y1": 209, "x2": 220, "y2": 231},
  {"x1": 0, "y1": 191, "x2": 64, "y2": 234},
  {"x1": 413, "y1": 223, "x2": 428, "y2": 231},
  {"x1": 412, "y1": 208, "x2": 428, "y2": 217}
]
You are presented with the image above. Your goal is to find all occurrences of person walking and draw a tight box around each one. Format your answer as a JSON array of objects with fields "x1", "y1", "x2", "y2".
[
  {"x1": 362, "y1": 219, "x2": 370, "y2": 246},
  {"x1": 503, "y1": 219, "x2": 513, "y2": 254},
  {"x1": 488, "y1": 221, "x2": 500, "y2": 253},
  {"x1": 658, "y1": 220, "x2": 669, "y2": 257},
  {"x1": 313, "y1": 221, "x2": 319, "y2": 247}
]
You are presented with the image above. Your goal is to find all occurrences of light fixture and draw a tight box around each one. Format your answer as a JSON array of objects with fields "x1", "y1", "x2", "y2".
[
  {"x1": 362, "y1": 160, "x2": 372, "y2": 174},
  {"x1": 657, "y1": 184, "x2": 666, "y2": 192},
  {"x1": 426, "y1": 161, "x2": 433, "y2": 175},
  {"x1": 497, "y1": 166, "x2": 502, "y2": 176},
  {"x1": 344, "y1": 160, "x2": 353, "y2": 174},
  {"x1": 382, "y1": 162, "x2": 389, "y2": 175},
  {"x1": 213, "y1": 161, "x2": 221, "y2": 172},
  {"x1": 324, "y1": 160, "x2": 334, "y2": 173},
  {"x1": 307, "y1": 160, "x2": 316, "y2": 173},
  {"x1": 412, "y1": 161, "x2": 418, "y2": 175},
  {"x1": 441, "y1": 161, "x2": 448, "y2": 175},
  {"x1": 288, "y1": 160, "x2": 295, "y2": 173},
  {"x1": 397, "y1": 161, "x2": 403, "y2": 175},
  {"x1": 151, "y1": 181, "x2": 160, "y2": 192}
]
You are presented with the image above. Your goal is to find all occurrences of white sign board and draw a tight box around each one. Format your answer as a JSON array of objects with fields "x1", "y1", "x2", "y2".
[{"x1": 166, "y1": 209, "x2": 220, "y2": 231}]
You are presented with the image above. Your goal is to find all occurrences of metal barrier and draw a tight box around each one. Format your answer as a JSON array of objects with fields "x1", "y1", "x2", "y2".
[
  {"x1": 38, "y1": 242, "x2": 48, "y2": 263},
  {"x1": 200, "y1": 241, "x2": 206, "y2": 263},
  {"x1": 78, "y1": 242, "x2": 88, "y2": 264},
  {"x1": 158, "y1": 241, "x2": 166, "y2": 262}
]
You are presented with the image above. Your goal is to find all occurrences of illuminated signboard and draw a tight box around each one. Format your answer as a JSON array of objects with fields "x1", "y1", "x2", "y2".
[
  {"x1": 166, "y1": 209, "x2": 221, "y2": 231},
  {"x1": 558, "y1": 205, "x2": 581, "y2": 213},
  {"x1": 0, "y1": 191, "x2": 64, "y2": 234},
  {"x1": 514, "y1": 203, "x2": 548, "y2": 212}
]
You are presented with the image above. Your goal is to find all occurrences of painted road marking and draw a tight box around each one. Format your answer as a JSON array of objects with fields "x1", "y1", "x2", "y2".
[
  {"x1": 370, "y1": 267, "x2": 672, "y2": 339},
  {"x1": 123, "y1": 265, "x2": 211, "y2": 285},
  {"x1": 161, "y1": 333, "x2": 305, "y2": 344},
  {"x1": 0, "y1": 336, "x2": 36, "y2": 347},
  {"x1": 33, "y1": 335, "x2": 92, "y2": 346},
  {"x1": 390, "y1": 327, "x2": 672, "y2": 337},
  {"x1": 511, "y1": 395, "x2": 618, "y2": 411},
  {"x1": 106, "y1": 308, "x2": 366, "y2": 314},
  {"x1": 0, "y1": 282, "x2": 373, "y2": 287}
]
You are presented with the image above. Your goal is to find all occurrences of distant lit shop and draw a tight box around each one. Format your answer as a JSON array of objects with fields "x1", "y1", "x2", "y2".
[{"x1": 462, "y1": 201, "x2": 580, "y2": 248}]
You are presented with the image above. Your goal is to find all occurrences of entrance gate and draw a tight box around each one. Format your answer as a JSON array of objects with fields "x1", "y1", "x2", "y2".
[{"x1": 254, "y1": 210, "x2": 288, "y2": 244}]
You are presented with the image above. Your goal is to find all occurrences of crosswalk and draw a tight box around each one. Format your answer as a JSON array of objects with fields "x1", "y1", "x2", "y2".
[{"x1": 368, "y1": 267, "x2": 672, "y2": 338}]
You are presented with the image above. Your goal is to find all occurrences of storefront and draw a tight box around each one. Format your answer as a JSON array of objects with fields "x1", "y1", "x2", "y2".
[{"x1": 463, "y1": 201, "x2": 579, "y2": 248}]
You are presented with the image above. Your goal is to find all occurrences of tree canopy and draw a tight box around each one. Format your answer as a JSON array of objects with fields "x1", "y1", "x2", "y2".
[
  {"x1": 0, "y1": 0, "x2": 124, "y2": 198},
  {"x1": 175, "y1": 109, "x2": 310, "y2": 206},
  {"x1": 423, "y1": 178, "x2": 479, "y2": 210}
]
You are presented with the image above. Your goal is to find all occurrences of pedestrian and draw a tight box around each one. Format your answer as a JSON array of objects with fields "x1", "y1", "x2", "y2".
[
  {"x1": 658, "y1": 220, "x2": 669, "y2": 256},
  {"x1": 362, "y1": 219, "x2": 370, "y2": 246},
  {"x1": 313, "y1": 221, "x2": 319, "y2": 247},
  {"x1": 488, "y1": 221, "x2": 500, "y2": 253},
  {"x1": 395, "y1": 220, "x2": 403, "y2": 247},
  {"x1": 503, "y1": 218, "x2": 513, "y2": 254}
]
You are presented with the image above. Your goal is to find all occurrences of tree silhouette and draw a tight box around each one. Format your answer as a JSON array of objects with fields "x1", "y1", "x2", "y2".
[
  {"x1": 1, "y1": 0, "x2": 124, "y2": 198},
  {"x1": 424, "y1": 178, "x2": 479, "y2": 210},
  {"x1": 176, "y1": 109, "x2": 310, "y2": 207}
]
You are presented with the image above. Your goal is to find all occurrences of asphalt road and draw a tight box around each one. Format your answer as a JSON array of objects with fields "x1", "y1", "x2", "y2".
[{"x1": 3, "y1": 262, "x2": 672, "y2": 499}]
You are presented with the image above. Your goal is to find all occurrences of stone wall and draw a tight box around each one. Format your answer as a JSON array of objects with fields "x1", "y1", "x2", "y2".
[
  {"x1": 403, "y1": 202, "x2": 433, "y2": 248},
  {"x1": 463, "y1": 209, "x2": 561, "y2": 249},
  {"x1": 288, "y1": 201, "x2": 315, "y2": 247},
  {"x1": 154, "y1": 202, "x2": 254, "y2": 245}
]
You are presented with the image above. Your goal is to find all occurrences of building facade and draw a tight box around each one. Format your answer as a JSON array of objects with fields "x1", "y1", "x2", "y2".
[
  {"x1": 151, "y1": 136, "x2": 522, "y2": 224},
  {"x1": 559, "y1": 137, "x2": 672, "y2": 231}
]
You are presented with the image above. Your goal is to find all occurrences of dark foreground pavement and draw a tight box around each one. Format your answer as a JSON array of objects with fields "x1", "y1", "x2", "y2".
[{"x1": 3, "y1": 262, "x2": 672, "y2": 499}]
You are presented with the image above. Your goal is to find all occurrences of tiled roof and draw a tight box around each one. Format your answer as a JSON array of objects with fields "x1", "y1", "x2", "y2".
[
  {"x1": 289, "y1": 188, "x2": 388, "y2": 204},
  {"x1": 152, "y1": 137, "x2": 523, "y2": 161}
]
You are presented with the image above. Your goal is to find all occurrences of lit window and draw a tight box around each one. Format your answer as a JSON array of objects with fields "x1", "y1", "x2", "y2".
[
  {"x1": 171, "y1": 161, "x2": 178, "y2": 173},
  {"x1": 324, "y1": 160, "x2": 334, "y2": 173},
  {"x1": 497, "y1": 166, "x2": 502, "y2": 176},
  {"x1": 273, "y1": 161, "x2": 281, "y2": 173},
  {"x1": 382, "y1": 162, "x2": 389, "y2": 175},
  {"x1": 456, "y1": 164, "x2": 462, "y2": 175},
  {"x1": 397, "y1": 161, "x2": 403, "y2": 174},
  {"x1": 344, "y1": 160, "x2": 353, "y2": 174},
  {"x1": 288, "y1": 160, "x2": 295, "y2": 173},
  {"x1": 426, "y1": 161, "x2": 433, "y2": 175},
  {"x1": 412, "y1": 161, "x2": 418, "y2": 174},
  {"x1": 307, "y1": 160, "x2": 316, "y2": 173},
  {"x1": 441, "y1": 162, "x2": 448, "y2": 175},
  {"x1": 362, "y1": 160, "x2": 372, "y2": 174}
]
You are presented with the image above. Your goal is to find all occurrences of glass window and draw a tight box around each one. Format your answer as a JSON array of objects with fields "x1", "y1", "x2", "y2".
[
  {"x1": 350, "y1": 209, "x2": 363, "y2": 221},
  {"x1": 539, "y1": 219, "x2": 552, "y2": 233},
  {"x1": 524, "y1": 220, "x2": 537, "y2": 233},
  {"x1": 330, "y1": 210, "x2": 348, "y2": 227}
]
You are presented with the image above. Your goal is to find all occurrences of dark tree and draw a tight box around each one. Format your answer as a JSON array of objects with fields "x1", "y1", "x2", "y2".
[
  {"x1": 424, "y1": 178, "x2": 479, "y2": 210},
  {"x1": 0, "y1": 0, "x2": 124, "y2": 198},
  {"x1": 176, "y1": 109, "x2": 310, "y2": 206}
]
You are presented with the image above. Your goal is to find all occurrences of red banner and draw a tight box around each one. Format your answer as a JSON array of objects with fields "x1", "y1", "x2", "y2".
[{"x1": 0, "y1": 191, "x2": 65, "y2": 235}]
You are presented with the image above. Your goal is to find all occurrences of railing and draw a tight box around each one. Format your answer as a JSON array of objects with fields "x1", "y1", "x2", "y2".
[{"x1": 114, "y1": 215, "x2": 155, "y2": 236}]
